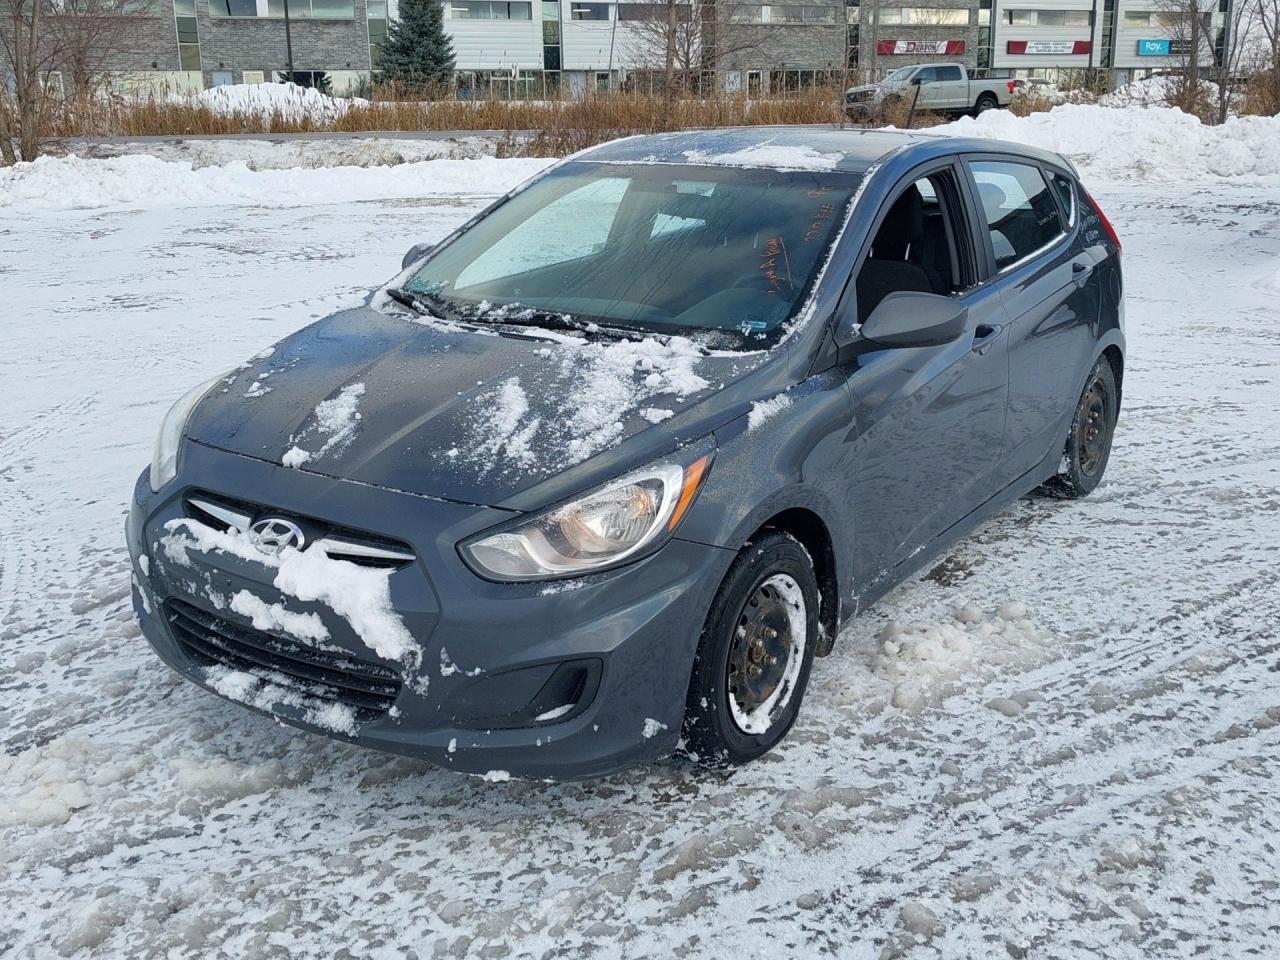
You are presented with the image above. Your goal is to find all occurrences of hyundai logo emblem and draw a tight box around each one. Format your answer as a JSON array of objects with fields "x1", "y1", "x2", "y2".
[{"x1": 248, "y1": 518, "x2": 305, "y2": 557}]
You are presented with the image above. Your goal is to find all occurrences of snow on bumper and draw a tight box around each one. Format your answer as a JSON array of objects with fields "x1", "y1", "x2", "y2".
[{"x1": 126, "y1": 443, "x2": 732, "y2": 779}]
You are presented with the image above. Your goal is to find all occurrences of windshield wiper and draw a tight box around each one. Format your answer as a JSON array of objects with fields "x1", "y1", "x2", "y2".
[
  {"x1": 386, "y1": 287, "x2": 451, "y2": 320},
  {"x1": 484, "y1": 310, "x2": 637, "y2": 342}
]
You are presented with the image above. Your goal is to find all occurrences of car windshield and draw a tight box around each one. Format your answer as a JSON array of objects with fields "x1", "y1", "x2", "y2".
[
  {"x1": 402, "y1": 161, "x2": 861, "y2": 347},
  {"x1": 884, "y1": 67, "x2": 917, "y2": 82}
]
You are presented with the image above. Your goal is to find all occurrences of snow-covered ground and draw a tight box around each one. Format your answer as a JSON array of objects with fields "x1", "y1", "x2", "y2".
[{"x1": 3, "y1": 110, "x2": 1280, "y2": 957}]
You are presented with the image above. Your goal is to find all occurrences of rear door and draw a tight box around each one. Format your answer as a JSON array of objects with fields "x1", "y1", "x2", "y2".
[{"x1": 963, "y1": 157, "x2": 1103, "y2": 478}]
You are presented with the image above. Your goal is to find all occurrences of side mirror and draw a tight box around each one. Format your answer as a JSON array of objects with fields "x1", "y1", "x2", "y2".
[
  {"x1": 401, "y1": 242, "x2": 434, "y2": 270},
  {"x1": 910, "y1": 77, "x2": 923, "y2": 86},
  {"x1": 858, "y1": 291, "x2": 968, "y2": 348}
]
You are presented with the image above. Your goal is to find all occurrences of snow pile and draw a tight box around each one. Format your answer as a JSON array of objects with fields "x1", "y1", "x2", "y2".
[
  {"x1": 283, "y1": 382, "x2": 366, "y2": 469},
  {"x1": 1099, "y1": 75, "x2": 1220, "y2": 109},
  {"x1": 159, "y1": 518, "x2": 418, "y2": 665},
  {"x1": 680, "y1": 143, "x2": 844, "y2": 172},
  {"x1": 178, "y1": 82, "x2": 367, "y2": 123},
  {"x1": 0, "y1": 153, "x2": 555, "y2": 211},
  {"x1": 873, "y1": 602, "x2": 1050, "y2": 713},
  {"x1": 0, "y1": 736, "x2": 100, "y2": 828},
  {"x1": 932, "y1": 104, "x2": 1280, "y2": 181}
]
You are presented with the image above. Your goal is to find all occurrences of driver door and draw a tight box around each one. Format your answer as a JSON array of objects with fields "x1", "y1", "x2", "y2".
[{"x1": 836, "y1": 162, "x2": 1011, "y2": 599}]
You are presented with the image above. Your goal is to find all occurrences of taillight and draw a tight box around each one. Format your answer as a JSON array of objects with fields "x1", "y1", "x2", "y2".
[
  {"x1": 1007, "y1": 80, "x2": 1016, "y2": 93},
  {"x1": 1080, "y1": 185, "x2": 1121, "y2": 254}
]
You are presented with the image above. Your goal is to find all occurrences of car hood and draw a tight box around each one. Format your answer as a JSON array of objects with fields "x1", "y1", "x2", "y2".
[{"x1": 186, "y1": 306, "x2": 764, "y2": 508}]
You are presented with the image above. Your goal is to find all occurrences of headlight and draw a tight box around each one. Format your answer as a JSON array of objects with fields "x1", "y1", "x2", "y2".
[
  {"x1": 150, "y1": 375, "x2": 222, "y2": 493},
  {"x1": 461, "y1": 444, "x2": 714, "y2": 581}
]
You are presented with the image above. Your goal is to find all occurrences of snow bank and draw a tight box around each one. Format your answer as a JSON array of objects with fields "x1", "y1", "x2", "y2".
[
  {"x1": 1098, "y1": 75, "x2": 1222, "y2": 109},
  {"x1": 178, "y1": 82, "x2": 367, "y2": 123},
  {"x1": 0, "y1": 153, "x2": 555, "y2": 211},
  {"x1": 931, "y1": 104, "x2": 1280, "y2": 181}
]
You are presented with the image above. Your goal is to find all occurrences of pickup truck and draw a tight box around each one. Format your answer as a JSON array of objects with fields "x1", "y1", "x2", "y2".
[{"x1": 845, "y1": 63, "x2": 1015, "y2": 119}]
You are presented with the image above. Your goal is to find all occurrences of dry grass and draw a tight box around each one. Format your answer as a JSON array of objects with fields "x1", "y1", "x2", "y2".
[{"x1": 43, "y1": 86, "x2": 859, "y2": 155}]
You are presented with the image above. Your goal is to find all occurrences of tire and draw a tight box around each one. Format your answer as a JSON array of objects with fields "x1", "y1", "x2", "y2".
[
  {"x1": 1042, "y1": 356, "x2": 1119, "y2": 499},
  {"x1": 974, "y1": 93, "x2": 998, "y2": 115},
  {"x1": 682, "y1": 531, "x2": 820, "y2": 768}
]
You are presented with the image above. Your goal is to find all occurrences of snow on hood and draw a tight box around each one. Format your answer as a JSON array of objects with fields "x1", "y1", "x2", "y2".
[{"x1": 186, "y1": 306, "x2": 759, "y2": 506}]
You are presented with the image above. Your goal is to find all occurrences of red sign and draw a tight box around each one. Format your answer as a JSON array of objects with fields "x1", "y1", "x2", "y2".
[
  {"x1": 876, "y1": 40, "x2": 967, "y2": 56},
  {"x1": 1006, "y1": 40, "x2": 1093, "y2": 55}
]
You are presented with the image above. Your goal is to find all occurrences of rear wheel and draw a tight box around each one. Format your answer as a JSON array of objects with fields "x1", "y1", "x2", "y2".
[
  {"x1": 1042, "y1": 356, "x2": 1118, "y2": 499},
  {"x1": 683, "y1": 531, "x2": 819, "y2": 768},
  {"x1": 974, "y1": 93, "x2": 999, "y2": 115}
]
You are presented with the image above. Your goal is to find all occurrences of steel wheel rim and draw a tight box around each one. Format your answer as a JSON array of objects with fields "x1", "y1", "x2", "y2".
[
  {"x1": 1076, "y1": 376, "x2": 1110, "y2": 476},
  {"x1": 726, "y1": 573, "x2": 807, "y2": 736}
]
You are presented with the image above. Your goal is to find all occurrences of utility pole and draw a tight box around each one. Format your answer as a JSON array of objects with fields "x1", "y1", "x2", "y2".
[{"x1": 283, "y1": 0, "x2": 296, "y2": 82}]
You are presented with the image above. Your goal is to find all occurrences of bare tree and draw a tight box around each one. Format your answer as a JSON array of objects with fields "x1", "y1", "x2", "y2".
[
  {"x1": 623, "y1": 0, "x2": 762, "y2": 124},
  {"x1": 1154, "y1": 0, "x2": 1254, "y2": 121},
  {"x1": 1, "y1": 0, "x2": 134, "y2": 162},
  {"x1": 1252, "y1": 0, "x2": 1280, "y2": 111},
  {"x1": 45, "y1": 0, "x2": 136, "y2": 99},
  {"x1": 1, "y1": 0, "x2": 61, "y2": 163}
]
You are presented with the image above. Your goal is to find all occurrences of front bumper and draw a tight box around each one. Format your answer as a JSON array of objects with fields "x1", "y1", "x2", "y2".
[{"x1": 127, "y1": 441, "x2": 734, "y2": 780}]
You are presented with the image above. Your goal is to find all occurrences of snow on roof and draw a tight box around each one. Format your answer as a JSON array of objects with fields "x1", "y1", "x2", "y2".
[{"x1": 678, "y1": 143, "x2": 846, "y2": 172}]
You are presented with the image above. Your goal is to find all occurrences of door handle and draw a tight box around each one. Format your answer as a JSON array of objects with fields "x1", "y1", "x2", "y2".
[
  {"x1": 971, "y1": 323, "x2": 1003, "y2": 354},
  {"x1": 1072, "y1": 260, "x2": 1093, "y2": 285}
]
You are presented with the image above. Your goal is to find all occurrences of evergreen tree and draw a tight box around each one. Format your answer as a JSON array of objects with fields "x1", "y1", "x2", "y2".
[{"x1": 379, "y1": 0, "x2": 455, "y2": 93}]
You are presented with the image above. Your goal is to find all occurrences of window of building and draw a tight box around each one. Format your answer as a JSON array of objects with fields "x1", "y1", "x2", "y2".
[
  {"x1": 209, "y1": 0, "x2": 255, "y2": 15},
  {"x1": 1005, "y1": 9, "x2": 1092, "y2": 27},
  {"x1": 569, "y1": 2, "x2": 609, "y2": 19},
  {"x1": 877, "y1": 7, "x2": 969, "y2": 26},
  {"x1": 451, "y1": 1, "x2": 533, "y2": 18},
  {"x1": 968, "y1": 160, "x2": 1064, "y2": 270}
]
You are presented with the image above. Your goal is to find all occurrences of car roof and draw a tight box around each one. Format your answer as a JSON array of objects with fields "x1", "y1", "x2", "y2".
[{"x1": 574, "y1": 125, "x2": 1072, "y2": 177}]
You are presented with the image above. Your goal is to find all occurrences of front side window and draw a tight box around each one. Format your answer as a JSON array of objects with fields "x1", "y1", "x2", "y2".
[
  {"x1": 969, "y1": 160, "x2": 1064, "y2": 269},
  {"x1": 403, "y1": 162, "x2": 862, "y2": 346}
]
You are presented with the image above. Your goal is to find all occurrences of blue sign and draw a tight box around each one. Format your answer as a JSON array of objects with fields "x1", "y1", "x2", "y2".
[{"x1": 1137, "y1": 39, "x2": 1171, "y2": 56}]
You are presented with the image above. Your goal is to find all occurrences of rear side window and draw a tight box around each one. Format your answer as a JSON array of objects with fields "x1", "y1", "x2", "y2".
[
  {"x1": 1046, "y1": 170, "x2": 1076, "y2": 227},
  {"x1": 939, "y1": 65, "x2": 964, "y2": 81},
  {"x1": 968, "y1": 160, "x2": 1064, "y2": 269}
]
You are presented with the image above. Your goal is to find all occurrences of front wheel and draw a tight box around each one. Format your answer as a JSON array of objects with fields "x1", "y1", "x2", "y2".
[
  {"x1": 683, "y1": 531, "x2": 819, "y2": 768},
  {"x1": 1042, "y1": 356, "x2": 1118, "y2": 499}
]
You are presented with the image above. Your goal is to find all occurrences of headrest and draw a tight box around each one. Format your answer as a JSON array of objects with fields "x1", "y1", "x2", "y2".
[{"x1": 873, "y1": 185, "x2": 924, "y2": 254}]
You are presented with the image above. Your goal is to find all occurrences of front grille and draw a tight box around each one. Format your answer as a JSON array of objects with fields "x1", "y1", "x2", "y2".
[
  {"x1": 184, "y1": 491, "x2": 416, "y2": 569},
  {"x1": 167, "y1": 599, "x2": 402, "y2": 721}
]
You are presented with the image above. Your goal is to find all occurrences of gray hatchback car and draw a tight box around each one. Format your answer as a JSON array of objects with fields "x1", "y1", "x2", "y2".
[{"x1": 128, "y1": 127, "x2": 1124, "y2": 779}]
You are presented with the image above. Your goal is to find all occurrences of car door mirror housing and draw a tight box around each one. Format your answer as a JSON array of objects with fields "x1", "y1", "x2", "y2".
[
  {"x1": 402, "y1": 242, "x2": 435, "y2": 270},
  {"x1": 856, "y1": 291, "x2": 969, "y2": 348}
]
